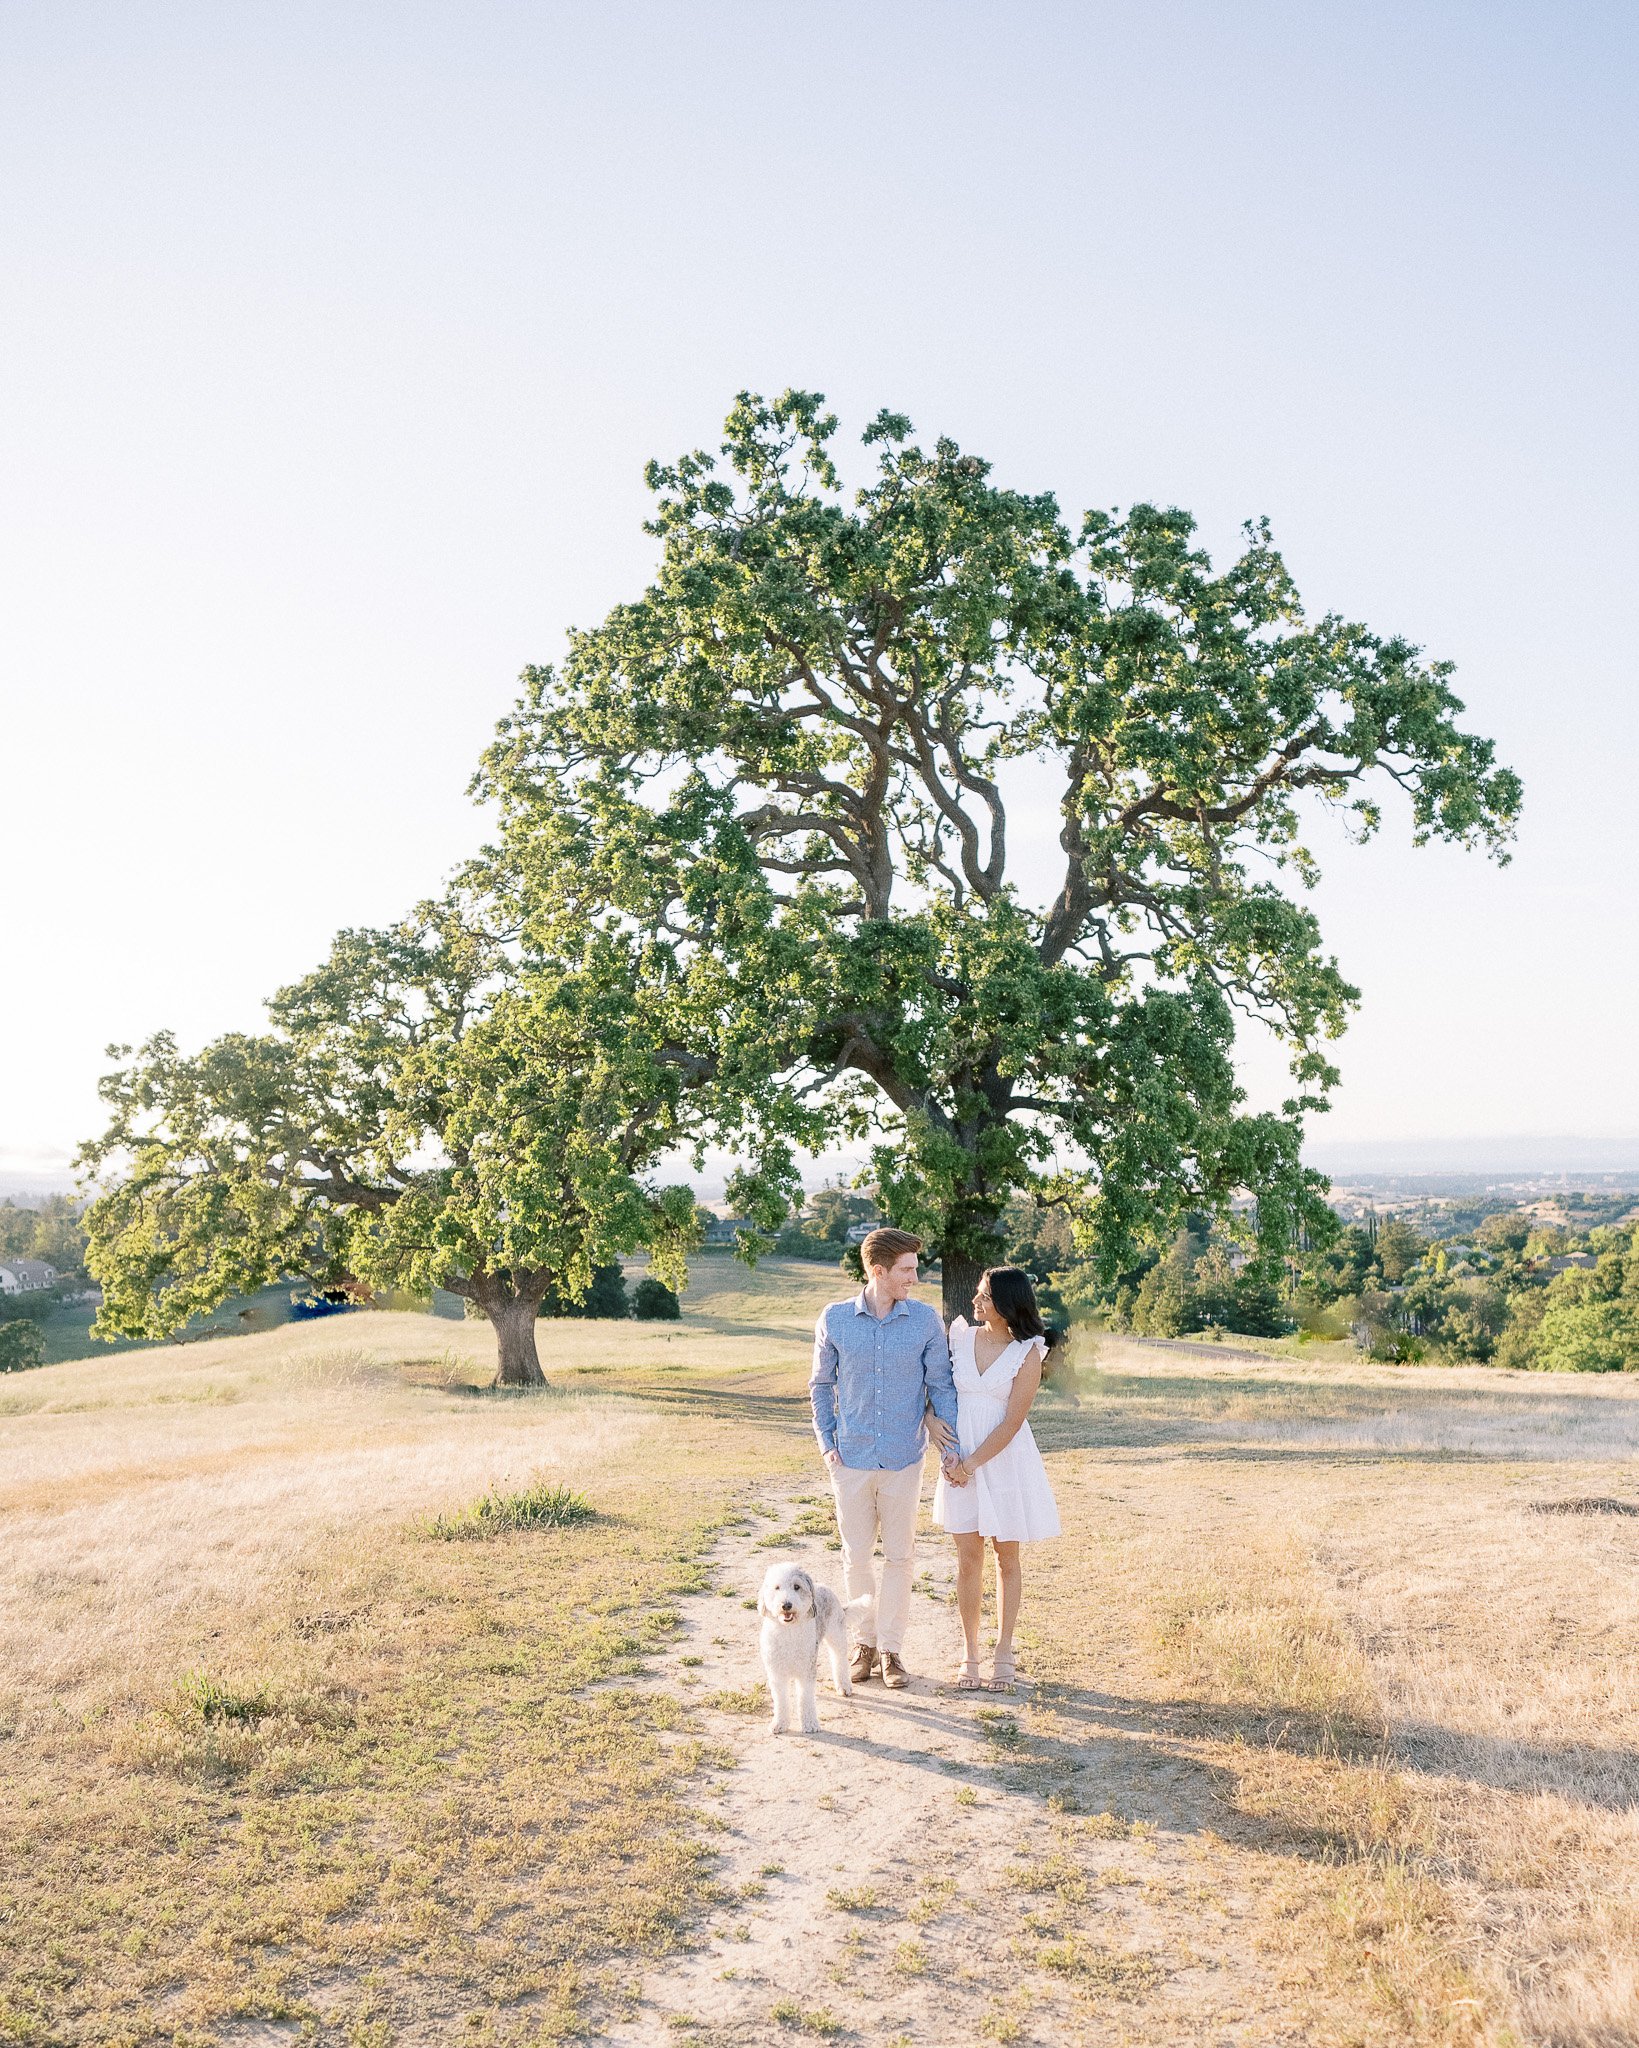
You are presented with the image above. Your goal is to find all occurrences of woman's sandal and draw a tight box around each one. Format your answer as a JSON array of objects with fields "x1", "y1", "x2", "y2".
[
  {"x1": 986, "y1": 1650, "x2": 1018, "y2": 1692},
  {"x1": 951, "y1": 1657, "x2": 985, "y2": 1691}
]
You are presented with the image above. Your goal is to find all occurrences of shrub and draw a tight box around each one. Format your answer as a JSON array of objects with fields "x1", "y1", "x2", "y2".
[
  {"x1": 0, "y1": 1286, "x2": 54, "y2": 1327},
  {"x1": 1495, "y1": 1289, "x2": 1547, "y2": 1370},
  {"x1": 0, "y1": 1320, "x2": 44, "y2": 1373},
  {"x1": 632, "y1": 1276, "x2": 681, "y2": 1320},
  {"x1": 176, "y1": 1672, "x2": 273, "y2": 1724},
  {"x1": 1129, "y1": 1263, "x2": 1190, "y2": 1336},
  {"x1": 773, "y1": 1225, "x2": 837, "y2": 1261},
  {"x1": 539, "y1": 1262, "x2": 629, "y2": 1319},
  {"x1": 423, "y1": 1480, "x2": 595, "y2": 1540},
  {"x1": 1534, "y1": 1298, "x2": 1639, "y2": 1373},
  {"x1": 1223, "y1": 1279, "x2": 1293, "y2": 1337}
]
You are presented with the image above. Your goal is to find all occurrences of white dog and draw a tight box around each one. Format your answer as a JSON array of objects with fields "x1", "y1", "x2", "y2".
[{"x1": 757, "y1": 1562, "x2": 868, "y2": 1734}]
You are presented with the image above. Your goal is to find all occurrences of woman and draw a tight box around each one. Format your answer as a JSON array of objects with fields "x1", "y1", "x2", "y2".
[{"x1": 932, "y1": 1265, "x2": 1061, "y2": 1691}]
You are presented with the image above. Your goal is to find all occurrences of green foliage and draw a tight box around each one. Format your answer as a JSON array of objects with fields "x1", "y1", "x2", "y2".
[
  {"x1": 1003, "y1": 1195, "x2": 1077, "y2": 1279},
  {"x1": 1080, "y1": 1194, "x2": 1639, "y2": 1374},
  {"x1": 1311, "y1": 1206, "x2": 1639, "y2": 1372},
  {"x1": 1494, "y1": 1288, "x2": 1547, "y2": 1370},
  {"x1": 0, "y1": 1202, "x2": 30, "y2": 1260},
  {"x1": 1534, "y1": 1297, "x2": 1639, "y2": 1373},
  {"x1": 540, "y1": 1263, "x2": 630, "y2": 1320},
  {"x1": 1302, "y1": 1224, "x2": 1378, "y2": 1301},
  {"x1": 423, "y1": 1481, "x2": 596, "y2": 1541},
  {"x1": 632, "y1": 1275, "x2": 681, "y2": 1320},
  {"x1": 75, "y1": 887, "x2": 777, "y2": 1383},
  {"x1": 0, "y1": 1319, "x2": 45, "y2": 1372},
  {"x1": 801, "y1": 1187, "x2": 878, "y2": 1245},
  {"x1": 1221, "y1": 1278, "x2": 1292, "y2": 1338},
  {"x1": 0, "y1": 1195, "x2": 88, "y2": 1276},
  {"x1": 477, "y1": 391, "x2": 1518, "y2": 1306},
  {"x1": 1108, "y1": 1222, "x2": 1294, "y2": 1338},
  {"x1": 775, "y1": 1186, "x2": 881, "y2": 1261},
  {"x1": 1523, "y1": 1252, "x2": 1639, "y2": 1372},
  {"x1": 1440, "y1": 1280, "x2": 1510, "y2": 1362},
  {"x1": 1129, "y1": 1257, "x2": 1192, "y2": 1336},
  {"x1": 1374, "y1": 1215, "x2": 1428, "y2": 1284},
  {"x1": 0, "y1": 1285, "x2": 54, "y2": 1327},
  {"x1": 1368, "y1": 1332, "x2": 1427, "y2": 1364},
  {"x1": 772, "y1": 1225, "x2": 840, "y2": 1261},
  {"x1": 1475, "y1": 1211, "x2": 1531, "y2": 1255},
  {"x1": 175, "y1": 1673, "x2": 273, "y2": 1725}
]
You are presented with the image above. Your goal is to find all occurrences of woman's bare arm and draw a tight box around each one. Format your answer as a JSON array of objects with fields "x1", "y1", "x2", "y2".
[{"x1": 959, "y1": 1347, "x2": 1045, "y2": 1473}]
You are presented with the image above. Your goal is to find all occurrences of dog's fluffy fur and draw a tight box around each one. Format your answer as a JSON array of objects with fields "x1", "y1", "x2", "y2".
[{"x1": 757, "y1": 1562, "x2": 868, "y2": 1734}]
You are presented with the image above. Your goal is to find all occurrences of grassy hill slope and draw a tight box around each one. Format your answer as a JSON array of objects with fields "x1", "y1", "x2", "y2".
[{"x1": 3, "y1": 1262, "x2": 1637, "y2": 2044}]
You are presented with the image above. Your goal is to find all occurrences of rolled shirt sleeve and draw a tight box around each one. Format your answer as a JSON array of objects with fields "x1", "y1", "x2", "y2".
[{"x1": 921, "y1": 1319, "x2": 959, "y2": 1439}]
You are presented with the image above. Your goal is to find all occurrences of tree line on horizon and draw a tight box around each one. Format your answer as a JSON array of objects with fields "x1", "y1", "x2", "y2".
[
  {"x1": 75, "y1": 390, "x2": 1521, "y2": 1385},
  {"x1": 1034, "y1": 1200, "x2": 1639, "y2": 1372},
  {"x1": 13, "y1": 1179, "x2": 1639, "y2": 1379}
]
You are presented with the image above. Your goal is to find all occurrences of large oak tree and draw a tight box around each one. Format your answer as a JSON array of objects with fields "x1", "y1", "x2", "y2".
[
  {"x1": 80, "y1": 892, "x2": 800, "y2": 1384},
  {"x1": 480, "y1": 391, "x2": 1521, "y2": 1317}
]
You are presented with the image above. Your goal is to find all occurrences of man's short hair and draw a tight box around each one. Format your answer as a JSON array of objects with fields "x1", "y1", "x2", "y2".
[{"x1": 861, "y1": 1226, "x2": 923, "y2": 1272}]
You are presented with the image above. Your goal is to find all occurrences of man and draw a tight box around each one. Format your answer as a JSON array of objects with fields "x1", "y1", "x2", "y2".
[{"x1": 809, "y1": 1226, "x2": 959, "y2": 1689}]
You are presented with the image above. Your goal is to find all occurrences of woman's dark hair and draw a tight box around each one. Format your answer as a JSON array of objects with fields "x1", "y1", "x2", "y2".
[{"x1": 981, "y1": 1266, "x2": 1064, "y2": 1351}]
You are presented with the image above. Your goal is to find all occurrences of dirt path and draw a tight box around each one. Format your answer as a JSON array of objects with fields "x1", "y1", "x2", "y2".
[{"x1": 593, "y1": 1476, "x2": 1305, "y2": 2047}]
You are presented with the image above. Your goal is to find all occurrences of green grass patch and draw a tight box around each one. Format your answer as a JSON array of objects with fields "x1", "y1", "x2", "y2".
[
  {"x1": 704, "y1": 1685, "x2": 766, "y2": 1715},
  {"x1": 771, "y1": 2000, "x2": 841, "y2": 2035},
  {"x1": 1036, "y1": 1936, "x2": 1163, "y2": 1993},
  {"x1": 421, "y1": 1478, "x2": 595, "y2": 1540},
  {"x1": 174, "y1": 1671, "x2": 274, "y2": 1725},
  {"x1": 975, "y1": 1707, "x2": 1023, "y2": 1748}
]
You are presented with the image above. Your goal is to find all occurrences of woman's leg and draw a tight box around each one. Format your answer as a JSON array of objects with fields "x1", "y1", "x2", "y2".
[
  {"x1": 992, "y1": 1540, "x2": 1023, "y2": 1663},
  {"x1": 953, "y1": 1532, "x2": 985, "y2": 1664}
]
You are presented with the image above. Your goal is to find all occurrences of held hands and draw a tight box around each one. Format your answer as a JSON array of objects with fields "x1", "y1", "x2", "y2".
[{"x1": 927, "y1": 1414, "x2": 970, "y2": 1486}]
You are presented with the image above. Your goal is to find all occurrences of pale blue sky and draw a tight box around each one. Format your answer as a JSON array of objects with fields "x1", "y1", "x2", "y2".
[{"x1": 3, "y1": 2, "x2": 1635, "y2": 1180}]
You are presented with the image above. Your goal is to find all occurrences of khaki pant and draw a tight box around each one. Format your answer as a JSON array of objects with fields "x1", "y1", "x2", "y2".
[{"x1": 828, "y1": 1459, "x2": 924, "y2": 1656}]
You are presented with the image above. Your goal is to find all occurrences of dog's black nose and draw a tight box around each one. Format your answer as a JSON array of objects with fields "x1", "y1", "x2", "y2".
[{"x1": 780, "y1": 1603, "x2": 793, "y2": 1614}]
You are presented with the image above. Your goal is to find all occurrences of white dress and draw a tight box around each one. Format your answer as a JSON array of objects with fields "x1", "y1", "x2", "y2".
[{"x1": 932, "y1": 1318, "x2": 1061, "y2": 1542}]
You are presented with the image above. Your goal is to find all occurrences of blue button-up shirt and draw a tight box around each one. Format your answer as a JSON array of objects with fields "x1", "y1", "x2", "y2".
[{"x1": 810, "y1": 1290, "x2": 958, "y2": 1471}]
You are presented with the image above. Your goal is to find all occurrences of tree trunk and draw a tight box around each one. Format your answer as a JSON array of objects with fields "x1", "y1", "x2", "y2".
[
  {"x1": 487, "y1": 1294, "x2": 548, "y2": 1389},
  {"x1": 941, "y1": 1245, "x2": 991, "y2": 1325}
]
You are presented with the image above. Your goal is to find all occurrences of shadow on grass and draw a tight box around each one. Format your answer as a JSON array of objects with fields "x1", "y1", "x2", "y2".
[
  {"x1": 673, "y1": 1313, "x2": 818, "y2": 1345},
  {"x1": 806, "y1": 1683, "x2": 1381, "y2": 1864},
  {"x1": 1012, "y1": 1675, "x2": 1639, "y2": 1821}
]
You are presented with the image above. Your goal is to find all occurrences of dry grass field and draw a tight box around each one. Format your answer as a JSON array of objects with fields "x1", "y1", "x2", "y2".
[{"x1": 2, "y1": 1261, "x2": 1637, "y2": 2045}]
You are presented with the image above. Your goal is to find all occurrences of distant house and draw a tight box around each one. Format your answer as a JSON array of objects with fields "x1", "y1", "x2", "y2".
[
  {"x1": 702, "y1": 1214, "x2": 749, "y2": 1246},
  {"x1": 0, "y1": 1260, "x2": 56, "y2": 1294},
  {"x1": 1544, "y1": 1253, "x2": 1597, "y2": 1274}
]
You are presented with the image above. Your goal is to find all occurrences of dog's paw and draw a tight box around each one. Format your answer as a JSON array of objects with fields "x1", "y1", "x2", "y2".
[
  {"x1": 838, "y1": 1679, "x2": 853, "y2": 1698},
  {"x1": 800, "y1": 1718, "x2": 821, "y2": 1735}
]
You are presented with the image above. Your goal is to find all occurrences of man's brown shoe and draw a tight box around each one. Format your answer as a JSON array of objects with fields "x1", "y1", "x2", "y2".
[
  {"x1": 880, "y1": 1651, "x2": 909, "y2": 1689},
  {"x1": 849, "y1": 1643, "x2": 879, "y2": 1684}
]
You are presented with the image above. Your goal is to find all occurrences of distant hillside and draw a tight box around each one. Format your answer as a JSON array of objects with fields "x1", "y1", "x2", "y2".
[
  {"x1": 0, "y1": 1169, "x2": 77, "y2": 1204},
  {"x1": 1306, "y1": 1135, "x2": 1639, "y2": 1179}
]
